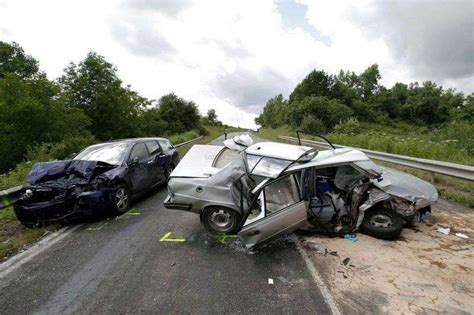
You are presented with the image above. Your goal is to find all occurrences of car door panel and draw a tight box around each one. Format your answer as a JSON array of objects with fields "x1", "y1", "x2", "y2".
[
  {"x1": 145, "y1": 141, "x2": 165, "y2": 186},
  {"x1": 128, "y1": 142, "x2": 150, "y2": 193},
  {"x1": 238, "y1": 200, "x2": 308, "y2": 248}
]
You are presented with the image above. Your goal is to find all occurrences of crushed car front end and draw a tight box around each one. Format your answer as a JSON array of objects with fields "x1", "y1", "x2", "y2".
[{"x1": 13, "y1": 160, "x2": 124, "y2": 225}]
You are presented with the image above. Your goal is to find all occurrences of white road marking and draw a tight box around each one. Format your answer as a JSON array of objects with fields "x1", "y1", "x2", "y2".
[
  {"x1": 0, "y1": 224, "x2": 82, "y2": 279},
  {"x1": 294, "y1": 236, "x2": 342, "y2": 315}
]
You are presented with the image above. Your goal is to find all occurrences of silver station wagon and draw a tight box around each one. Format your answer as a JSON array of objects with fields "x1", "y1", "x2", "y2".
[{"x1": 164, "y1": 135, "x2": 438, "y2": 247}]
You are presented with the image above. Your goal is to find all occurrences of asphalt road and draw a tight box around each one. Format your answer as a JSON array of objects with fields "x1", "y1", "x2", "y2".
[{"x1": 0, "y1": 134, "x2": 332, "y2": 314}]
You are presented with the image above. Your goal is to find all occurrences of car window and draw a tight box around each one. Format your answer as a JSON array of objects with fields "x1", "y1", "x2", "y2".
[
  {"x1": 252, "y1": 157, "x2": 292, "y2": 178},
  {"x1": 246, "y1": 154, "x2": 261, "y2": 172},
  {"x1": 74, "y1": 143, "x2": 130, "y2": 165},
  {"x1": 158, "y1": 140, "x2": 173, "y2": 152},
  {"x1": 129, "y1": 142, "x2": 149, "y2": 161},
  {"x1": 145, "y1": 141, "x2": 161, "y2": 155},
  {"x1": 264, "y1": 175, "x2": 300, "y2": 214},
  {"x1": 334, "y1": 165, "x2": 365, "y2": 190}
]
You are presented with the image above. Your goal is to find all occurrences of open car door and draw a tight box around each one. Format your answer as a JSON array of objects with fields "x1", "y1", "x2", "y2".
[{"x1": 238, "y1": 173, "x2": 308, "y2": 248}]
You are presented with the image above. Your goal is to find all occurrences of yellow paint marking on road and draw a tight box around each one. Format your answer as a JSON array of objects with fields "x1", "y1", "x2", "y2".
[
  {"x1": 159, "y1": 232, "x2": 186, "y2": 242},
  {"x1": 215, "y1": 234, "x2": 238, "y2": 243}
]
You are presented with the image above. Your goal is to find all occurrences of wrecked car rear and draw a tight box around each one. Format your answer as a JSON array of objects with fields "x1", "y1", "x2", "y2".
[{"x1": 165, "y1": 137, "x2": 438, "y2": 247}]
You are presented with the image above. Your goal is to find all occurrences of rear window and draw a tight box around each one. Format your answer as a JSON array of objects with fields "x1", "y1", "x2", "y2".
[
  {"x1": 251, "y1": 157, "x2": 292, "y2": 178},
  {"x1": 145, "y1": 141, "x2": 161, "y2": 155}
]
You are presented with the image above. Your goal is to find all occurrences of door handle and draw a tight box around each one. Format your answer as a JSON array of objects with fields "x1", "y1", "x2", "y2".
[
  {"x1": 247, "y1": 230, "x2": 260, "y2": 236},
  {"x1": 147, "y1": 160, "x2": 154, "y2": 165}
]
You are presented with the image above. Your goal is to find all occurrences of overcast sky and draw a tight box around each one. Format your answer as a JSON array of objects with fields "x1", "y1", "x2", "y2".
[{"x1": 0, "y1": 0, "x2": 472, "y2": 128}]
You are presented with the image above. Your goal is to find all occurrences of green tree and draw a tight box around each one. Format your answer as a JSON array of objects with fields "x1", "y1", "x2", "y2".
[
  {"x1": 157, "y1": 93, "x2": 201, "y2": 134},
  {"x1": 255, "y1": 94, "x2": 287, "y2": 128},
  {"x1": 58, "y1": 52, "x2": 148, "y2": 140},
  {"x1": 288, "y1": 70, "x2": 334, "y2": 104},
  {"x1": 0, "y1": 41, "x2": 39, "y2": 79},
  {"x1": 0, "y1": 71, "x2": 90, "y2": 172}
]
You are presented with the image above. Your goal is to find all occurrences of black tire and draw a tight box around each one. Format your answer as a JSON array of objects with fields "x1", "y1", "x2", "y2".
[
  {"x1": 202, "y1": 207, "x2": 241, "y2": 235},
  {"x1": 112, "y1": 184, "x2": 131, "y2": 215},
  {"x1": 360, "y1": 207, "x2": 404, "y2": 240}
]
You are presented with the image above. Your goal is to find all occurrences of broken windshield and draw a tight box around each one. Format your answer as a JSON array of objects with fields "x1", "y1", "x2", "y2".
[{"x1": 74, "y1": 143, "x2": 130, "y2": 165}]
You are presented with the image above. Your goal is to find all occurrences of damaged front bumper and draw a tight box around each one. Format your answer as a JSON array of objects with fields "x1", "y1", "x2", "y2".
[{"x1": 13, "y1": 186, "x2": 118, "y2": 225}]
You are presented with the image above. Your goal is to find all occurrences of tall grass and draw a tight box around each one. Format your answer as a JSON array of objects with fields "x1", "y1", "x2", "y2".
[{"x1": 326, "y1": 132, "x2": 473, "y2": 165}]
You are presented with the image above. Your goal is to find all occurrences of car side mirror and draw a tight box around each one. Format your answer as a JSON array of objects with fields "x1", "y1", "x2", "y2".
[{"x1": 129, "y1": 157, "x2": 139, "y2": 166}]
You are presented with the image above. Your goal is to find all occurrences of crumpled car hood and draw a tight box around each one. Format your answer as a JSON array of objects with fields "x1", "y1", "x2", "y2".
[
  {"x1": 373, "y1": 167, "x2": 438, "y2": 204},
  {"x1": 27, "y1": 160, "x2": 117, "y2": 185}
]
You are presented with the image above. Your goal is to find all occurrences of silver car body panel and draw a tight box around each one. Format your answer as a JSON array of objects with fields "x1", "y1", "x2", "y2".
[{"x1": 238, "y1": 201, "x2": 308, "y2": 248}]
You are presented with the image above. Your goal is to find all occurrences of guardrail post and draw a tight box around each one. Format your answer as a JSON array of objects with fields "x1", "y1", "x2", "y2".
[{"x1": 429, "y1": 171, "x2": 436, "y2": 183}]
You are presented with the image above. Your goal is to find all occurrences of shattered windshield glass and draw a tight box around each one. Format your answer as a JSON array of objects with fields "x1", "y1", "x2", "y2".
[
  {"x1": 74, "y1": 143, "x2": 130, "y2": 165},
  {"x1": 251, "y1": 157, "x2": 292, "y2": 178},
  {"x1": 354, "y1": 160, "x2": 383, "y2": 176}
]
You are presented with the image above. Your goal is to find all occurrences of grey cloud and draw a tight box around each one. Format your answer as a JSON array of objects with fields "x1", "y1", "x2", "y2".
[
  {"x1": 351, "y1": 0, "x2": 473, "y2": 82},
  {"x1": 110, "y1": 18, "x2": 175, "y2": 58},
  {"x1": 123, "y1": 0, "x2": 191, "y2": 17},
  {"x1": 211, "y1": 39, "x2": 251, "y2": 59},
  {"x1": 212, "y1": 67, "x2": 293, "y2": 114}
]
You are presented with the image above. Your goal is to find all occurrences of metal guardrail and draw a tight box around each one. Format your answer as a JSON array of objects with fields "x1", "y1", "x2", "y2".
[
  {"x1": 0, "y1": 185, "x2": 23, "y2": 210},
  {"x1": 278, "y1": 135, "x2": 474, "y2": 181},
  {"x1": 174, "y1": 136, "x2": 203, "y2": 148}
]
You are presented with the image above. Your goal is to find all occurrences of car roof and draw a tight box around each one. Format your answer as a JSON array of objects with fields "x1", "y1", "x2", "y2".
[
  {"x1": 96, "y1": 137, "x2": 169, "y2": 146},
  {"x1": 286, "y1": 148, "x2": 370, "y2": 172},
  {"x1": 245, "y1": 142, "x2": 313, "y2": 161}
]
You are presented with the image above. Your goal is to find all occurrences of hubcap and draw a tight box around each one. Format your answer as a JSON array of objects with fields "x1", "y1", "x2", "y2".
[
  {"x1": 115, "y1": 187, "x2": 129, "y2": 210},
  {"x1": 369, "y1": 214, "x2": 393, "y2": 228},
  {"x1": 209, "y1": 209, "x2": 234, "y2": 231}
]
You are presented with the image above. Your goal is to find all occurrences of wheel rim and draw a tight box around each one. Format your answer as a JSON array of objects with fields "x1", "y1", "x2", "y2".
[
  {"x1": 369, "y1": 214, "x2": 393, "y2": 228},
  {"x1": 115, "y1": 187, "x2": 129, "y2": 211},
  {"x1": 209, "y1": 209, "x2": 234, "y2": 232}
]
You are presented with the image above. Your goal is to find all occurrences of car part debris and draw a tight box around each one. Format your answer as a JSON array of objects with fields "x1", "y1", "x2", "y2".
[
  {"x1": 455, "y1": 233, "x2": 469, "y2": 239},
  {"x1": 437, "y1": 227, "x2": 450, "y2": 235}
]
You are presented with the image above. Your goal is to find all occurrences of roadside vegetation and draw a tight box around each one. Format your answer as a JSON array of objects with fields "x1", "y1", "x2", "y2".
[
  {"x1": 0, "y1": 41, "x2": 242, "y2": 260},
  {"x1": 256, "y1": 64, "x2": 473, "y2": 208}
]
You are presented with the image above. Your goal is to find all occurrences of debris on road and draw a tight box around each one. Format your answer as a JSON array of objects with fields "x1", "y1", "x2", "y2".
[
  {"x1": 437, "y1": 227, "x2": 450, "y2": 235},
  {"x1": 302, "y1": 201, "x2": 474, "y2": 314},
  {"x1": 268, "y1": 278, "x2": 274, "y2": 285},
  {"x1": 455, "y1": 232, "x2": 469, "y2": 239},
  {"x1": 343, "y1": 234, "x2": 359, "y2": 242},
  {"x1": 342, "y1": 257, "x2": 350, "y2": 266}
]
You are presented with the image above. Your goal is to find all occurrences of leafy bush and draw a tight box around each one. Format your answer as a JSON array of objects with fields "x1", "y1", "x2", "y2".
[
  {"x1": 333, "y1": 117, "x2": 362, "y2": 135},
  {"x1": 300, "y1": 115, "x2": 326, "y2": 134}
]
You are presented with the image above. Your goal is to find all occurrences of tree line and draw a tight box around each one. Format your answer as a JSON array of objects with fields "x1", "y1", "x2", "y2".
[
  {"x1": 0, "y1": 41, "x2": 219, "y2": 173},
  {"x1": 255, "y1": 65, "x2": 473, "y2": 134}
]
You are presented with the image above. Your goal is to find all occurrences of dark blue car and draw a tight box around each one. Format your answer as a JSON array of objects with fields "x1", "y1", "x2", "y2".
[{"x1": 14, "y1": 138, "x2": 179, "y2": 226}]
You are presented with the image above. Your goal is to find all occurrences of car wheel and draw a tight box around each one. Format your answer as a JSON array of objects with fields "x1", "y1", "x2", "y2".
[
  {"x1": 165, "y1": 164, "x2": 174, "y2": 180},
  {"x1": 113, "y1": 184, "x2": 131, "y2": 215},
  {"x1": 202, "y1": 207, "x2": 241, "y2": 235},
  {"x1": 360, "y1": 207, "x2": 404, "y2": 240}
]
